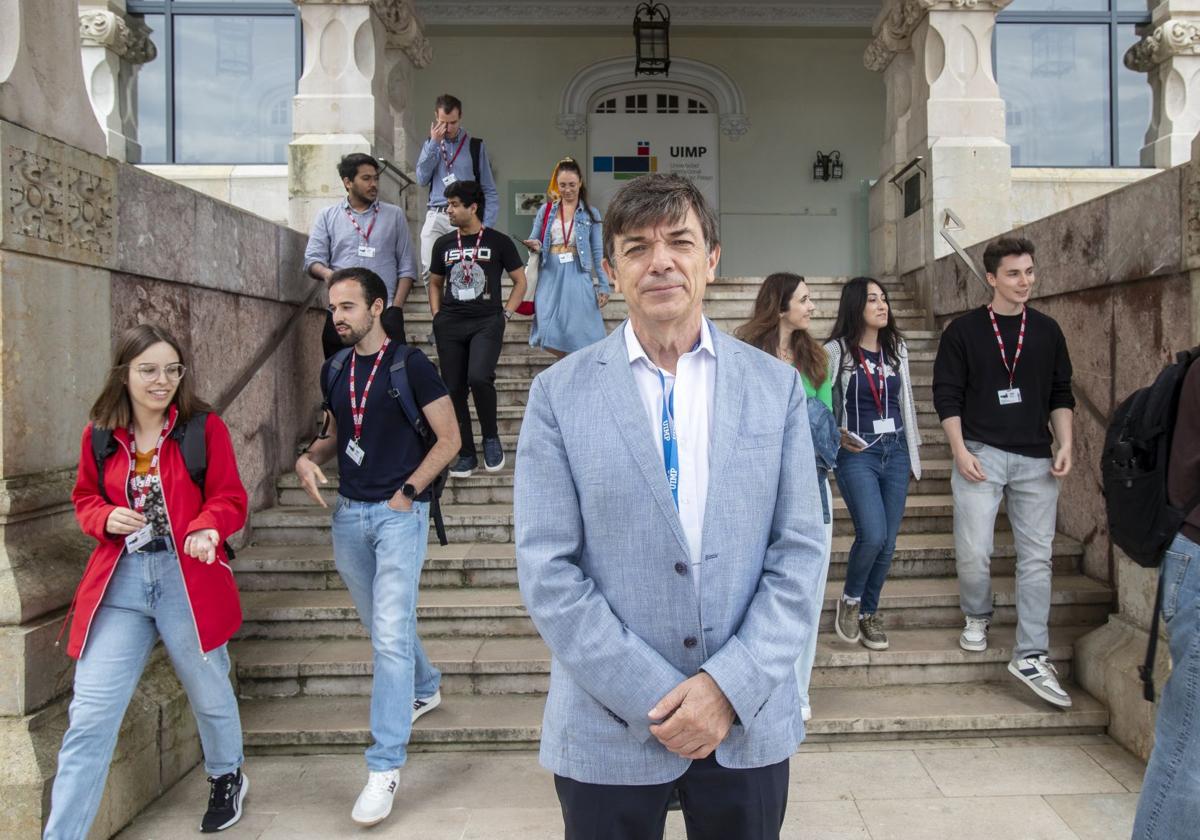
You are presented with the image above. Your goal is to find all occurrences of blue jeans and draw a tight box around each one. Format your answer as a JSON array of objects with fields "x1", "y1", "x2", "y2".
[
  {"x1": 1133, "y1": 532, "x2": 1200, "y2": 839},
  {"x1": 795, "y1": 475, "x2": 834, "y2": 712},
  {"x1": 331, "y1": 496, "x2": 441, "y2": 771},
  {"x1": 835, "y1": 433, "x2": 910, "y2": 615},
  {"x1": 44, "y1": 548, "x2": 243, "y2": 840}
]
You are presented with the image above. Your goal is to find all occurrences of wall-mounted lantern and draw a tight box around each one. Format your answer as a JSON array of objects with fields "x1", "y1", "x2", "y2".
[
  {"x1": 813, "y1": 150, "x2": 844, "y2": 182},
  {"x1": 634, "y1": 3, "x2": 671, "y2": 77}
]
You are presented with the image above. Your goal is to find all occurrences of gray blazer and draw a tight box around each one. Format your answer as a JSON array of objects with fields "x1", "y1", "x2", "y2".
[{"x1": 514, "y1": 321, "x2": 828, "y2": 785}]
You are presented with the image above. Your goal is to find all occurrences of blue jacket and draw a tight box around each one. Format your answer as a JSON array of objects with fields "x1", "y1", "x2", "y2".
[{"x1": 529, "y1": 201, "x2": 611, "y2": 293}]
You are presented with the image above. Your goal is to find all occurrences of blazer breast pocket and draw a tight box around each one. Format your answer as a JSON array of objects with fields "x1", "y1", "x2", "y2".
[{"x1": 738, "y1": 429, "x2": 783, "y2": 450}]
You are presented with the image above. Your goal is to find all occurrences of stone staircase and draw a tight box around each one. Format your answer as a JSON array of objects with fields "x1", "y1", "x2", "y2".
[{"x1": 229, "y1": 276, "x2": 1112, "y2": 756}]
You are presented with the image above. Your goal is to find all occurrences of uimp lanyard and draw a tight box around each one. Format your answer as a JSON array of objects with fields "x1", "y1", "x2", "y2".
[
  {"x1": 556, "y1": 204, "x2": 577, "y2": 264},
  {"x1": 345, "y1": 202, "x2": 379, "y2": 258},
  {"x1": 657, "y1": 370, "x2": 680, "y2": 509},
  {"x1": 457, "y1": 225, "x2": 486, "y2": 274},
  {"x1": 856, "y1": 348, "x2": 897, "y2": 435},
  {"x1": 439, "y1": 132, "x2": 468, "y2": 185},
  {"x1": 124, "y1": 419, "x2": 170, "y2": 552},
  {"x1": 987, "y1": 305, "x2": 1026, "y2": 406},
  {"x1": 346, "y1": 339, "x2": 390, "y2": 465}
]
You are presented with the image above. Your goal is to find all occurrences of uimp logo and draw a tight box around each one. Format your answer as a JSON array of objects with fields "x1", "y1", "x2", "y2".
[{"x1": 593, "y1": 141, "x2": 658, "y2": 180}]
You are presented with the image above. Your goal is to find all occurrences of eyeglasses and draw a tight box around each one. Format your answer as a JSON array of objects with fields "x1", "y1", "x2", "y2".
[{"x1": 131, "y1": 363, "x2": 186, "y2": 383}]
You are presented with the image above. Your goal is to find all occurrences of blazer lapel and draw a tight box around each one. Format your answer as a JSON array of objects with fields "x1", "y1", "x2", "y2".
[
  {"x1": 596, "y1": 325, "x2": 692, "y2": 559},
  {"x1": 704, "y1": 327, "x2": 747, "y2": 517}
]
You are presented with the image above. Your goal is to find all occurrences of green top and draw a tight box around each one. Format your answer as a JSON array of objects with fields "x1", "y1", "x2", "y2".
[{"x1": 802, "y1": 372, "x2": 833, "y2": 410}]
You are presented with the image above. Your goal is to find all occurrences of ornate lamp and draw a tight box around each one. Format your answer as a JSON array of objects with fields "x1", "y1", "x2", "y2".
[
  {"x1": 634, "y1": 3, "x2": 671, "y2": 77},
  {"x1": 813, "y1": 150, "x2": 845, "y2": 182}
]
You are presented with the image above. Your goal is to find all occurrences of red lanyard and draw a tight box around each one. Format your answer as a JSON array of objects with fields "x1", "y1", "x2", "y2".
[
  {"x1": 344, "y1": 203, "x2": 379, "y2": 244},
  {"x1": 559, "y1": 203, "x2": 575, "y2": 245},
  {"x1": 127, "y1": 419, "x2": 171, "y2": 513},
  {"x1": 987, "y1": 305, "x2": 1026, "y2": 390},
  {"x1": 855, "y1": 348, "x2": 887, "y2": 417},
  {"x1": 439, "y1": 132, "x2": 468, "y2": 169},
  {"x1": 456, "y1": 226, "x2": 486, "y2": 273},
  {"x1": 348, "y1": 339, "x2": 390, "y2": 441}
]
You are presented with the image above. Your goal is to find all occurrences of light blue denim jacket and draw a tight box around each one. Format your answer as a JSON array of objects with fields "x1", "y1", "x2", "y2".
[{"x1": 528, "y1": 201, "x2": 611, "y2": 293}]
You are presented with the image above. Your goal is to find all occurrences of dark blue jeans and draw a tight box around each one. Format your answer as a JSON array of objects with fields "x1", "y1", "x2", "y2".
[{"x1": 835, "y1": 433, "x2": 910, "y2": 615}]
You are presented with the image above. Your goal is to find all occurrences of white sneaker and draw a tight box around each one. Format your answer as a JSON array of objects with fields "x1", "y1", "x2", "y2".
[
  {"x1": 801, "y1": 705, "x2": 813, "y2": 723},
  {"x1": 1009, "y1": 655, "x2": 1073, "y2": 708},
  {"x1": 351, "y1": 769, "x2": 400, "y2": 826},
  {"x1": 960, "y1": 617, "x2": 990, "y2": 652},
  {"x1": 413, "y1": 689, "x2": 441, "y2": 723}
]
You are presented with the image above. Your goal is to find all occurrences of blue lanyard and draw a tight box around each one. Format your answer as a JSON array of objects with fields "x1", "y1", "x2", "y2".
[{"x1": 657, "y1": 370, "x2": 680, "y2": 509}]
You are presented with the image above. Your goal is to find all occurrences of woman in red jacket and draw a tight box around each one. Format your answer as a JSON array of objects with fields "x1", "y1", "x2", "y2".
[{"x1": 45, "y1": 324, "x2": 250, "y2": 839}]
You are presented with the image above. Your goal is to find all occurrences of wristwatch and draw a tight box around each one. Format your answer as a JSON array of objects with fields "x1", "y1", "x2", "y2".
[
  {"x1": 401, "y1": 482, "x2": 418, "y2": 500},
  {"x1": 503, "y1": 310, "x2": 513, "y2": 321}
]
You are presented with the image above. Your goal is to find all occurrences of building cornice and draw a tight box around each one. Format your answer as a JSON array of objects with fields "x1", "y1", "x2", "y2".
[
  {"x1": 864, "y1": 0, "x2": 1012, "y2": 72},
  {"x1": 1125, "y1": 19, "x2": 1200, "y2": 72},
  {"x1": 78, "y1": 10, "x2": 157, "y2": 65},
  {"x1": 415, "y1": 2, "x2": 878, "y2": 28}
]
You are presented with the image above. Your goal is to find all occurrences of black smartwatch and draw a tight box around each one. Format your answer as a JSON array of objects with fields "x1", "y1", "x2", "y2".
[{"x1": 401, "y1": 482, "x2": 418, "y2": 501}]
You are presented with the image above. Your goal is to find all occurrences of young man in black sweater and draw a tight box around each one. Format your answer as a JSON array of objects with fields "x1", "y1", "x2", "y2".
[{"x1": 933, "y1": 237, "x2": 1076, "y2": 708}]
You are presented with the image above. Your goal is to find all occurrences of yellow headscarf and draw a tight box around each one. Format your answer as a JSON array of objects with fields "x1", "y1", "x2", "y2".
[{"x1": 545, "y1": 156, "x2": 578, "y2": 205}]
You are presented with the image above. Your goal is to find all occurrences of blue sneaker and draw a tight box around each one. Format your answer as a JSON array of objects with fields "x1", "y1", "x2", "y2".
[
  {"x1": 449, "y1": 454, "x2": 477, "y2": 478},
  {"x1": 483, "y1": 437, "x2": 505, "y2": 472}
]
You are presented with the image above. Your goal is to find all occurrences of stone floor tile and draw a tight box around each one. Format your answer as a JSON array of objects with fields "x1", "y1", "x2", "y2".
[
  {"x1": 663, "y1": 799, "x2": 871, "y2": 839},
  {"x1": 789, "y1": 750, "x2": 941, "y2": 802},
  {"x1": 916, "y1": 746, "x2": 1128, "y2": 797},
  {"x1": 1081, "y1": 744, "x2": 1147, "y2": 792},
  {"x1": 259, "y1": 807, "x2": 470, "y2": 839},
  {"x1": 398, "y1": 752, "x2": 560, "y2": 810},
  {"x1": 857, "y1": 796, "x2": 1078, "y2": 840},
  {"x1": 992, "y1": 733, "x2": 1117, "y2": 748},
  {"x1": 1044, "y1": 793, "x2": 1140, "y2": 840},
  {"x1": 824, "y1": 737, "x2": 995, "y2": 753},
  {"x1": 116, "y1": 811, "x2": 277, "y2": 839},
  {"x1": 461, "y1": 807, "x2": 567, "y2": 839}
]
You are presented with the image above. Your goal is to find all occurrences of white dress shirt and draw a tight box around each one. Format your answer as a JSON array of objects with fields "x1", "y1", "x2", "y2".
[{"x1": 624, "y1": 319, "x2": 717, "y2": 593}]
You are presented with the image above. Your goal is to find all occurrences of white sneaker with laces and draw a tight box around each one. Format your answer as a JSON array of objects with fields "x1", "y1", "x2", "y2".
[
  {"x1": 960, "y1": 617, "x2": 990, "y2": 652},
  {"x1": 1008, "y1": 655, "x2": 1073, "y2": 708},
  {"x1": 351, "y1": 769, "x2": 400, "y2": 826},
  {"x1": 413, "y1": 689, "x2": 441, "y2": 723}
]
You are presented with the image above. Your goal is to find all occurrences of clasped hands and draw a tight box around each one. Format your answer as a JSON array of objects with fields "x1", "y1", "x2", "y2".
[
  {"x1": 104, "y1": 507, "x2": 220, "y2": 564},
  {"x1": 647, "y1": 671, "x2": 735, "y2": 760}
]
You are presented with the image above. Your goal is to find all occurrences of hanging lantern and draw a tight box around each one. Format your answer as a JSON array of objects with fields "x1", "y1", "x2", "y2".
[{"x1": 634, "y1": 3, "x2": 671, "y2": 77}]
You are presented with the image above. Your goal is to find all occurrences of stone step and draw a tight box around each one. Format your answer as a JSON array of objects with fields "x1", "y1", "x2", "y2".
[
  {"x1": 231, "y1": 624, "x2": 1093, "y2": 699},
  {"x1": 404, "y1": 311, "x2": 932, "y2": 334},
  {"x1": 404, "y1": 276, "x2": 906, "y2": 302},
  {"x1": 236, "y1": 680, "x2": 1107, "y2": 754},
  {"x1": 235, "y1": 575, "x2": 1112, "y2": 640},
  {"x1": 232, "y1": 533, "x2": 1085, "y2": 592}
]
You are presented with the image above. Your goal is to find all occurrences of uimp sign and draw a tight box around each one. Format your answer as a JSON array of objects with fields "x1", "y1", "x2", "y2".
[{"x1": 588, "y1": 113, "x2": 719, "y2": 213}]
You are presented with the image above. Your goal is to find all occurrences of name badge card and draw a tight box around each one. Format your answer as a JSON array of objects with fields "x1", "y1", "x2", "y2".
[
  {"x1": 557, "y1": 252, "x2": 575, "y2": 264},
  {"x1": 873, "y1": 417, "x2": 897, "y2": 435},
  {"x1": 125, "y1": 524, "x2": 153, "y2": 553},
  {"x1": 345, "y1": 438, "x2": 365, "y2": 466},
  {"x1": 442, "y1": 173, "x2": 458, "y2": 187},
  {"x1": 998, "y1": 388, "x2": 1023, "y2": 406},
  {"x1": 357, "y1": 245, "x2": 376, "y2": 259}
]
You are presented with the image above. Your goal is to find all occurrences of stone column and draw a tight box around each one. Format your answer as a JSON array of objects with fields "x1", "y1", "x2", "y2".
[
  {"x1": 865, "y1": 0, "x2": 1013, "y2": 293},
  {"x1": 288, "y1": 0, "x2": 398, "y2": 233},
  {"x1": 78, "y1": 1, "x2": 158, "y2": 163},
  {"x1": 1125, "y1": 1, "x2": 1200, "y2": 168},
  {"x1": 380, "y1": 3, "x2": 432, "y2": 221}
]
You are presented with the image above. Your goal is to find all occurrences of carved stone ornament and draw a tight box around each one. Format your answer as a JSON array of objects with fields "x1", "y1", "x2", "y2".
[
  {"x1": 1125, "y1": 20, "x2": 1200, "y2": 73},
  {"x1": 719, "y1": 114, "x2": 751, "y2": 141},
  {"x1": 4, "y1": 145, "x2": 115, "y2": 262},
  {"x1": 864, "y1": 0, "x2": 1013, "y2": 72},
  {"x1": 556, "y1": 114, "x2": 587, "y2": 141},
  {"x1": 370, "y1": 0, "x2": 433, "y2": 68},
  {"x1": 79, "y1": 10, "x2": 158, "y2": 65}
]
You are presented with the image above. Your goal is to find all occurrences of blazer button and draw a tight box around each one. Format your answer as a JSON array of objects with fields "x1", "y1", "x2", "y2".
[
  {"x1": 684, "y1": 636, "x2": 698, "y2": 649},
  {"x1": 674, "y1": 562, "x2": 687, "y2": 575}
]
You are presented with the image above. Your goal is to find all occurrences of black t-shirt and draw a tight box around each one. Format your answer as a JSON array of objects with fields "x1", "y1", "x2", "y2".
[
  {"x1": 321, "y1": 342, "x2": 448, "y2": 502},
  {"x1": 430, "y1": 227, "x2": 523, "y2": 316}
]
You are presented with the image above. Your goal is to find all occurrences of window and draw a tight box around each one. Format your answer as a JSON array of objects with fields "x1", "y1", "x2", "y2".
[
  {"x1": 997, "y1": 1, "x2": 1151, "y2": 167},
  {"x1": 594, "y1": 98, "x2": 617, "y2": 114},
  {"x1": 591, "y1": 88, "x2": 714, "y2": 117},
  {"x1": 128, "y1": 1, "x2": 300, "y2": 164},
  {"x1": 656, "y1": 94, "x2": 679, "y2": 114}
]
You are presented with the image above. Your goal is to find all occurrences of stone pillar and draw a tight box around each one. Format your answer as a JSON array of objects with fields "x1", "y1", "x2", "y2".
[
  {"x1": 380, "y1": 3, "x2": 432, "y2": 221},
  {"x1": 78, "y1": 1, "x2": 158, "y2": 163},
  {"x1": 865, "y1": 0, "x2": 1013, "y2": 293},
  {"x1": 867, "y1": 45, "x2": 914, "y2": 279},
  {"x1": 1125, "y1": 1, "x2": 1200, "y2": 168},
  {"x1": 288, "y1": 0, "x2": 400, "y2": 233}
]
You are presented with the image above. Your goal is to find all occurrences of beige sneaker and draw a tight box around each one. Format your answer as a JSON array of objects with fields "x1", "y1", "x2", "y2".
[
  {"x1": 835, "y1": 597, "x2": 861, "y2": 643},
  {"x1": 859, "y1": 613, "x2": 889, "y2": 651}
]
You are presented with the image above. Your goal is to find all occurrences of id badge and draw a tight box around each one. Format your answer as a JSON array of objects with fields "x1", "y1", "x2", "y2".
[
  {"x1": 873, "y1": 417, "x2": 897, "y2": 435},
  {"x1": 442, "y1": 173, "x2": 458, "y2": 187},
  {"x1": 998, "y1": 388, "x2": 1023, "y2": 406},
  {"x1": 456, "y1": 286, "x2": 478, "y2": 301},
  {"x1": 357, "y1": 245, "x2": 376, "y2": 258},
  {"x1": 345, "y1": 438, "x2": 365, "y2": 466},
  {"x1": 125, "y1": 524, "x2": 153, "y2": 553},
  {"x1": 557, "y1": 251, "x2": 575, "y2": 264}
]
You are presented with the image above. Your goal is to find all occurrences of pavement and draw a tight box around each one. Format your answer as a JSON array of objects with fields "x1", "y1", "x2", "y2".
[{"x1": 115, "y1": 734, "x2": 1146, "y2": 839}]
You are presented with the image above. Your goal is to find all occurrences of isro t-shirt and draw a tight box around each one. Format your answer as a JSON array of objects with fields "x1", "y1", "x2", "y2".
[{"x1": 430, "y1": 227, "x2": 523, "y2": 316}]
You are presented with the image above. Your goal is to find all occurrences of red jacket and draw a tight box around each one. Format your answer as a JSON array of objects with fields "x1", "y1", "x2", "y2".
[{"x1": 67, "y1": 407, "x2": 249, "y2": 658}]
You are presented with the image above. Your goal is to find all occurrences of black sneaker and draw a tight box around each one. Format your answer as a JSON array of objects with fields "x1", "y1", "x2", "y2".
[
  {"x1": 449, "y1": 454, "x2": 477, "y2": 478},
  {"x1": 200, "y1": 768, "x2": 248, "y2": 833},
  {"x1": 483, "y1": 437, "x2": 505, "y2": 472}
]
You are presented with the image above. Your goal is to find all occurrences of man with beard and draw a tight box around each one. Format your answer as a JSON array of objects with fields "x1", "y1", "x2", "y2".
[
  {"x1": 305, "y1": 154, "x2": 419, "y2": 357},
  {"x1": 294, "y1": 267, "x2": 459, "y2": 828}
]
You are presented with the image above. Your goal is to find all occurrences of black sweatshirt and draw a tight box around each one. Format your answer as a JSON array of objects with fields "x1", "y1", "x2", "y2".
[
  {"x1": 1169, "y1": 358, "x2": 1200, "y2": 544},
  {"x1": 933, "y1": 305, "x2": 1075, "y2": 459}
]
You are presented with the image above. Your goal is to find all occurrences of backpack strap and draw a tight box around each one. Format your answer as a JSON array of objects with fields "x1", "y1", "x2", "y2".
[
  {"x1": 470, "y1": 136, "x2": 482, "y2": 187},
  {"x1": 172, "y1": 412, "x2": 209, "y2": 492},
  {"x1": 90, "y1": 426, "x2": 118, "y2": 506},
  {"x1": 388, "y1": 347, "x2": 449, "y2": 546},
  {"x1": 1140, "y1": 571, "x2": 1166, "y2": 702}
]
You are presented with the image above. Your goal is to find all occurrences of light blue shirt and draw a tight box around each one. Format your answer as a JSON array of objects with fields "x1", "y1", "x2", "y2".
[
  {"x1": 303, "y1": 199, "x2": 418, "y2": 304},
  {"x1": 415, "y1": 130, "x2": 500, "y2": 226}
]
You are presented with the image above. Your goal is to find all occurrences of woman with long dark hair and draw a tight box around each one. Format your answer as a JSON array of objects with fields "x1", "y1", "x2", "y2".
[
  {"x1": 524, "y1": 157, "x2": 611, "y2": 357},
  {"x1": 735, "y1": 272, "x2": 838, "y2": 723},
  {"x1": 45, "y1": 324, "x2": 249, "y2": 838},
  {"x1": 825, "y1": 277, "x2": 922, "y2": 652}
]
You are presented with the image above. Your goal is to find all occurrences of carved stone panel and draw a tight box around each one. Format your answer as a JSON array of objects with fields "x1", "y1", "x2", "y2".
[{"x1": 0, "y1": 119, "x2": 116, "y2": 269}]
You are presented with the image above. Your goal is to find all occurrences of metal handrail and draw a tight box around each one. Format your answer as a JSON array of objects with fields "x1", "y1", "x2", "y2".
[
  {"x1": 938, "y1": 208, "x2": 991, "y2": 296},
  {"x1": 376, "y1": 158, "x2": 416, "y2": 196}
]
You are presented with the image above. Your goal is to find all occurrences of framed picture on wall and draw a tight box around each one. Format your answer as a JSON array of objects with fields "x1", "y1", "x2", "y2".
[{"x1": 515, "y1": 192, "x2": 547, "y2": 215}]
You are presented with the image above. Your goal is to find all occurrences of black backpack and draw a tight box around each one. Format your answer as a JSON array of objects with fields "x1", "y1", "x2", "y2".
[
  {"x1": 90, "y1": 412, "x2": 235, "y2": 559},
  {"x1": 322, "y1": 346, "x2": 450, "y2": 545},
  {"x1": 1100, "y1": 346, "x2": 1200, "y2": 700},
  {"x1": 428, "y1": 136, "x2": 483, "y2": 189}
]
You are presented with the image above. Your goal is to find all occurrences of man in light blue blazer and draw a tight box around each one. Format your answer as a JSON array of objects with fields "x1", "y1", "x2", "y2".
[{"x1": 514, "y1": 174, "x2": 827, "y2": 840}]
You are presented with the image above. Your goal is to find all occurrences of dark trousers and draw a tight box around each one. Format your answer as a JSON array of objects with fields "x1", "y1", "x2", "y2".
[
  {"x1": 554, "y1": 755, "x2": 789, "y2": 840},
  {"x1": 432, "y1": 309, "x2": 505, "y2": 457},
  {"x1": 322, "y1": 306, "x2": 407, "y2": 360}
]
